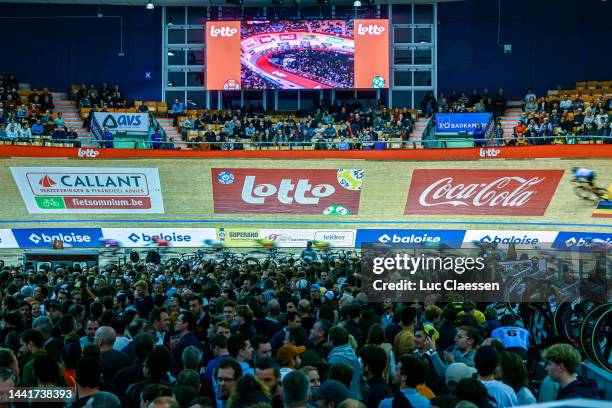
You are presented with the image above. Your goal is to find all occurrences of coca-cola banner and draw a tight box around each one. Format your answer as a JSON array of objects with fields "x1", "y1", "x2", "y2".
[
  {"x1": 212, "y1": 168, "x2": 363, "y2": 214},
  {"x1": 405, "y1": 170, "x2": 564, "y2": 216}
]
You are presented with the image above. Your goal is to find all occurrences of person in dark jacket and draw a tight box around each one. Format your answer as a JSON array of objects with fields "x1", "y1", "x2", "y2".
[
  {"x1": 172, "y1": 311, "x2": 201, "y2": 373},
  {"x1": 543, "y1": 343, "x2": 600, "y2": 400},
  {"x1": 360, "y1": 345, "x2": 393, "y2": 408}
]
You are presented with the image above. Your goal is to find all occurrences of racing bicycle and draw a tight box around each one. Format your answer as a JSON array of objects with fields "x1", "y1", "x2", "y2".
[{"x1": 572, "y1": 179, "x2": 609, "y2": 202}]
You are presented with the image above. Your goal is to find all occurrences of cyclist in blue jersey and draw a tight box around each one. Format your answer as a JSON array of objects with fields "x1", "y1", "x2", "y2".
[{"x1": 572, "y1": 167, "x2": 596, "y2": 187}]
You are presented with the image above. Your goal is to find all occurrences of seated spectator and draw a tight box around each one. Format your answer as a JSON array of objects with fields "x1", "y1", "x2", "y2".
[
  {"x1": 102, "y1": 127, "x2": 114, "y2": 148},
  {"x1": 513, "y1": 121, "x2": 527, "y2": 146},
  {"x1": 150, "y1": 129, "x2": 164, "y2": 149},
  {"x1": 524, "y1": 97, "x2": 537, "y2": 113}
]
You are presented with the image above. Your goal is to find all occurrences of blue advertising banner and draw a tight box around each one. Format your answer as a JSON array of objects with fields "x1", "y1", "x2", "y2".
[
  {"x1": 12, "y1": 228, "x2": 103, "y2": 248},
  {"x1": 552, "y1": 231, "x2": 612, "y2": 251},
  {"x1": 355, "y1": 229, "x2": 466, "y2": 248},
  {"x1": 435, "y1": 113, "x2": 492, "y2": 133}
]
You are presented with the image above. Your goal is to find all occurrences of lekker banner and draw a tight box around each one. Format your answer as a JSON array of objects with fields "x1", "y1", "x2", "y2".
[
  {"x1": 404, "y1": 169, "x2": 564, "y2": 216},
  {"x1": 10, "y1": 167, "x2": 164, "y2": 214},
  {"x1": 211, "y1": 168, "x2": 363, "y2": 214},
  {"x1": 92, "y1": 112, "x2": 148, "y2": 133}
]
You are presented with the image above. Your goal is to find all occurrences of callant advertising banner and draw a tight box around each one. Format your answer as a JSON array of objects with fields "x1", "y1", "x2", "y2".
[
  {"x1": 211, "y1": 168, "x2": 363, "y2": 215},
  {"x1": 404, "y1": 169, "x2": 564, "y2": 216},
  {"x1": 10, "y1": 167, "x2": 164, "y2": 214}
]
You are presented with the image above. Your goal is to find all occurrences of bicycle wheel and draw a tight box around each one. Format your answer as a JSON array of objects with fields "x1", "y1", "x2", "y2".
[
  {"x1": 591, "y1": 306, "x2": 612, "y2": 372},
  {"x1": 593, "y1": 187, "x2": 609, "y2": 200},
  {"x1": 579, "y1": 303, "x2": 609, "y2": 364},
  {"x1": 554, "y1": 296, "x2": 597, "y2": 348},
  {"x1": 573, "y1": 185, "x2": 600, "y2": 202}
]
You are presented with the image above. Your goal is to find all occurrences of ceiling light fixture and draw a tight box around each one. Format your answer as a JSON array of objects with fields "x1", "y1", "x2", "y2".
[
  {"x1": 167, "y1": 50, "x2": 175, "y2": 56},
  {"x1": 353, "y1": 1, "x2": 362, "y2": 6},
  {"x1": 146, "y1": 1, "x2": 154, "y2": 10}
]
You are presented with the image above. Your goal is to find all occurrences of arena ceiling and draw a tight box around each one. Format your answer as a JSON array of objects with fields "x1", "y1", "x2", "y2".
[{"x1": 0, "y1": 0, "x2": 460, "y2": 6}]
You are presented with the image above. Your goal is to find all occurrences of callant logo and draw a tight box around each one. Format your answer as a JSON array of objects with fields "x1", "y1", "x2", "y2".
[
  {"x1": 39, "y1": 175, "x2": 57, "y2": 188},
  {"x1": 357, "y1": 24, "x2": 386, "y2": 35},
  {"x1": 241, "y1": 176, "x2": 335, "y2": 205},
  {"x1": 405, "y1": 170, "x2": 563, "y2": 216},
  {"x1": 212, "y1": 168, "x2": 362, "y2": 215},
  {"x1": 210, "y1": 25, "x2": 238, "y2": 37}
]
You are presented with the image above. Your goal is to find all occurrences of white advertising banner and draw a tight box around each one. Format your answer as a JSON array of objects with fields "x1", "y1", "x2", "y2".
[
  {"x1": 0, "y1": 230, "x2": 18, "y2": 249},
  {"x1": 259, "y1": 229, "x2": 356, "y2": 248},
  {"x1": 101, "y1": 228, "x2": 217, "y2": 248},
  {"x1": 93, "y1": 112, "x2": 148, "y2": 132},
  {"x1": 10, "y1": 167, "x2": 165, "y2": 214}
]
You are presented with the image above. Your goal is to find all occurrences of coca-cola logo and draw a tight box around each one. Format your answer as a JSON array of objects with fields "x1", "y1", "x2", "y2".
[
  {"x1": 209, "y1": 25, "x2": 238, "y2": 37},
  {"x1": 357, "y1": 24, "x2": 386, "y2": 35},
  {"x1": 212, "y1": 168, "x2": 362, "y2": 215},
  {"x1": 418, "y1": 176, "x2": 543, "y2": 208},
  {"x1": 479, "y1": 148, "x2": 501, "y2": 158},
  {"x1": 77, "y1": 148, "x2": 100, "y2": 158},
  {"x1": 405, "y1": 170, "x2": 564, "y2": 216}
]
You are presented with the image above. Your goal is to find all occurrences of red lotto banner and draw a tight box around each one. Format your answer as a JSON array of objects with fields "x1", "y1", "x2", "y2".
[
  {"x1": 211, "y1": 168, "x2": 363, "y2": 215},
  {"x1": 405, "y1": 169, "x2": 564, "y2": 216}
]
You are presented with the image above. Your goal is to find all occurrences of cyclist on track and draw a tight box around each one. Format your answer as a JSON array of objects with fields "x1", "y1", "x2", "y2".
[{"x1": 572, "y1": 167, "x2": 596, "y2": 187}]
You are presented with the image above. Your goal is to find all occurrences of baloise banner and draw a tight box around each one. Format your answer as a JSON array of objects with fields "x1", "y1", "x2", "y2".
[
  {"x1": 211, "y1": 168, "x2": 364, "y2": 215},
  {"x1": 10, "y1": 167, "x2": 164, "y2": 214}
]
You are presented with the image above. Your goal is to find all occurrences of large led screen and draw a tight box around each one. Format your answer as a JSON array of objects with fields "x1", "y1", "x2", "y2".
[{"x1": 205, "y1": 19, "x2": 389, "y2": 90}]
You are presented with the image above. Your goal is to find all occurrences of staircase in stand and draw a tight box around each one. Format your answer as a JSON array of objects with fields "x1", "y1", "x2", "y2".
[
  {"x1": 50, "y1": 91, "x2": 89, "y2": 141},
  {"x1": 156, "y1": 117, "x2": 183, "y2": 147},
  {"x1": 406, "y1": 116, "x2": 430, "y2": 148},
  {"x1": 499, "y1": 100, "x2": 523, "y2": 141}
]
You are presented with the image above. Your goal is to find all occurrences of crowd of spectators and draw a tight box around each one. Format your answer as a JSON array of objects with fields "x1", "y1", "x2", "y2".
[
  {"x1": 178, "y1": 103, "x2": 414, "y2": 150},
  {"x1": 267, "y1": 50, "x2": 354, "y2": 89},
  {"x1": 241, "y1": 20, "x2": 351, "y2": 39},
  {"x1": 0, "y1": 243, "x2": 602, "y2": 408},
  {"x1": 506, "y1": 88, "x2": 612, "y2": 146},
  {"x1": 420, "y1": 89, "x2": 508, "y2": 118},
  {"x1": 0, "y1": 74, "x2": 79, "y2": 144},
  {"x1": 73, "y1": 83, "x2": 128, "y2": 111}
]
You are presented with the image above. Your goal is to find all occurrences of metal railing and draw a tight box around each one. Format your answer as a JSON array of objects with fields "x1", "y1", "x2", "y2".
[{"x1": 2, "y1": 133, "x2": 610, "y2": 150}]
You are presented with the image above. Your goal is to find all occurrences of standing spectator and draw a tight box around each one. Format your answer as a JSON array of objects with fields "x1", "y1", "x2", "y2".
[
  {"x1": 171, "y1": 99, "x2": 185, "y2": 127},
  {"x1": 101, "y1": 127, "x2": 113, "y2": 148},
  {"x1": 74, "y1": 357, "x2": 102, "y2": 408},
  {"x1": 360, "y1": 346, "x2": 393, "y2": 408},
  {"x1": 429, "y1": 326, "x2": 479, "y2": 377},
  {"x1": 474, "y1": 346, "x2": 518, "y2": 407},
  {"x1": 378, "y1": 355, "x2": 430, "y2": 408},
  {"x1": 543, "y1": 343, "x2": 600, "y2": 400},
  {"x1": 95, "y1": 326, "x2": 130, "y2": 384},
  {"x1": 214, "y1": 358, "x2": 242, "y2": 408},
  {"x1": 500, "y1": 351, "x2": 536, "y2": 405},
  {"x1": 282, "y1": 370, "x2": 311, "y2": 408},
  {"x1": 327, "y1": 327, "x2": 362, "y2": 400}
]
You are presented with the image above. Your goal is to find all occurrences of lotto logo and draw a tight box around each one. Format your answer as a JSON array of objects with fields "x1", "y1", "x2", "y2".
[
  {"x1": 210, "y1": 25, "x2": 238, "y2": 37},
  {"x1": 357, "y1": 24, "x2": 386, "y2": 35}
]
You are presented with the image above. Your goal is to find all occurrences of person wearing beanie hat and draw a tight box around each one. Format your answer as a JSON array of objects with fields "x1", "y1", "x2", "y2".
[
  {"x1": 314, "y1": 379, "x2": 349, "y2": 408},
  {"x1": 277, "y1": 344, "x2": 305, "y2": 379}
]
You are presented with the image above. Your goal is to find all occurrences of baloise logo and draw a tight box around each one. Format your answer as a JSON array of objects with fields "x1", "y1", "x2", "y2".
[
  {"x1": 564, "y1": 236, "x2": 611, "y2": 248},
  {"x1": 128, "y1": 232, "x2": 192, "y2": 244},
  {"x1": 480, "y1": 234, "x2": 539, "y2": 245},
  {"x1": 28, "y1": 232, "x2": 91, "y2": 244},
  {"x1": 378, "y1": 233, "x2": 440, "y2": 244}
]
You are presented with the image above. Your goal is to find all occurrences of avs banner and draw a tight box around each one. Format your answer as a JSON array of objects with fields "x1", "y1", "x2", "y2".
[
  {"x1": 92, "y1": 112, "x2": 148, "y2": 133},
  {"x1": 10, "y1": 167, "x2": 164, "y2": 214},
  {"x1": 435, "y1": 113, "x2": 492, "y2": 133},
  {"x1": 404, "y1": 169, "x2": 564, "y2": 216},
  {"x1": 211, "y1": 168, "x2": 363, "y2": 215}
]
